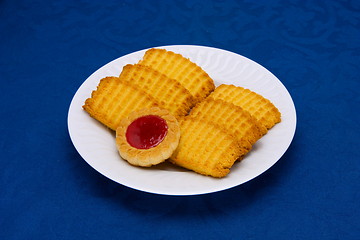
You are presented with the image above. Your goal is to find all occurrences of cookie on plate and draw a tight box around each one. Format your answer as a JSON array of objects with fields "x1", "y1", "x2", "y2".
[
  {"x1": 139, "y1": 48, "x2": 215, "y2": 103},
  {"x1": 170, "y1": 117, "x2": 246, "y2": 178},
  {"x1": 188, "y1": 98, "x2": 264, "y2": 151},
  {"x1": 209, "y1": 84, "x2": 281, "y2": 130},
  {"x1": 119, "y1": 64, "x2": 196, "y2": 117},
  {"x1": 83, "y1": 76, "x2": 160, "y2": 130},
  {"x1": 116, "y1": 107, "x2": 180, "y2": 167}
]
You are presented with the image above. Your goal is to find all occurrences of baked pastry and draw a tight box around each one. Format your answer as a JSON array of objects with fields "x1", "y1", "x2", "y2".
[
  {"x1": 83, "y1": 76, "x2": 160, "y2": 130},
  {"x1": 139, "y1": 48, "x2": 215, "y2": 102},
  {"x1": 209, "y1": 84, "x2": 281, "y2": 130},
  {"x1": 170, "y1": 117, "x2": 246, "y2": 178},
  {"x1": 188, "y1": 98, "x2": 265, "y2": 152},
  {"x1": 116, "y1": 107, "x2": 180, "y2": 167},
  {"x1": 118, "y1": 64, "x2": 196, "y2": 117}
]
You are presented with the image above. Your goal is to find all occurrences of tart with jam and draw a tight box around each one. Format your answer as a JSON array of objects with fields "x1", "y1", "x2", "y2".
[{"x1": 116, "y1": 107, "x2": 180, "y2": 167}]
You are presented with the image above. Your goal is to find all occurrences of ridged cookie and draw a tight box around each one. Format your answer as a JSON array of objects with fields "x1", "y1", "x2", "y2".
[
  {"x1": 170, "y1": 117, "x2": 246, "y2": 178},
  {"x1": 209, "y1": 84, "x2": 281, "y2": 130},
  {"x1": 119, "y1": 64, "x2": 196, "y2": 117},
  {"x1": 188, "y1": 98, "x2": 264, "y2": 151},
  {"x1": 83, "y1": 76, "x2": 160, "y2": 130},
  {"x1": 139, "y1": 48, "x2": 215, "y2": 102}
]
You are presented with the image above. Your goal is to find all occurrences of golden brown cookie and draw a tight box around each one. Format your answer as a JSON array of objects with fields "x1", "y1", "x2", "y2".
[
  {"x1": 209, "y1": 84, "x2": 281, "y2": 130},
  {"x1": 188, "y1": 98, "x2": 265, "y2": 151},
  {"x1": 83, "y1": 76, "x2": 160, "y2": 130},
  {"x1": 118, "y1": 64, "x2": 196, "y2": 117},
  {"x1": 139, "y1": 48, "x2": 215, "y2": 103},
  {"x1": 170, "y1": 117, "x2": 246, "y2": 178},
  {"x1": 116, "y1": 107, "x2": 180, "y2": 167}
]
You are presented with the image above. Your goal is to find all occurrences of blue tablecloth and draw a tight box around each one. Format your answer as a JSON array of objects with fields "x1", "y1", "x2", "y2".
[{"x1": 1, "y1": 0, "x2": 359, "y2": 239}]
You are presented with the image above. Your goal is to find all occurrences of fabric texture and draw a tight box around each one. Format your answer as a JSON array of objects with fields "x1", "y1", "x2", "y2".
[{"x1": 0, "y1": 0, "x2": 359, "y2": 239}]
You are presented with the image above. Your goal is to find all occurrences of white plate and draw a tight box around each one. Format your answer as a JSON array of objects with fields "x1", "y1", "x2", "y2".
[{"x1": 68, "y1": 45, "x2": 296, "y2": 196}]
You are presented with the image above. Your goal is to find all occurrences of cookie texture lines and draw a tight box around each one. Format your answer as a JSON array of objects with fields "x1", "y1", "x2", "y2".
[
  {"x1": 139, "y1": 48, "x2": 215, "y2": 102},
  {"x1": 83, "y1": 77, "x2": 160, "y2": 130},
  {"x1": 188, "y1": 98, "x2": 264, "y2": 148},
  {"x1": 209, "y1": 84, "x2": 281, "y2": 130},
  {"x1": 119, "y1": 64, "x2": 196, "y2": 117},
  {"x1": 170, "y1": 118, "x2": 243, "y2": 178}
]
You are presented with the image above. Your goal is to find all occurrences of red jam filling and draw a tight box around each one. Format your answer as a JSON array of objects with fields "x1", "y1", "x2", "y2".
[{"x1": 126, "y1": 115, "x2": 168, "y2": 149}]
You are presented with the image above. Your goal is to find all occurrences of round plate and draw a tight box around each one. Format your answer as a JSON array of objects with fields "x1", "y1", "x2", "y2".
[{"x1": 67, "y1": 45, "x2": 296, "y2": 196}]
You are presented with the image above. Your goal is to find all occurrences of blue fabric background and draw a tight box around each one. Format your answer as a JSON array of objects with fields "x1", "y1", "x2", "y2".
[{"x1": 1, "y1": 0, "x2": 359, "y2": 239}]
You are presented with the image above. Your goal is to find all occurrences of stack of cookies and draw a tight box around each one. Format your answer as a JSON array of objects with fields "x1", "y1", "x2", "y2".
[
  {"x1": 83, "y1": 48, "x2": 281, "y2": 178},
  {"x1": 83, "y1": 49, "x2": 214, "y2": 129},
  {"x1": 170, "y1": 85, "x2": 281, "y2": 177}
]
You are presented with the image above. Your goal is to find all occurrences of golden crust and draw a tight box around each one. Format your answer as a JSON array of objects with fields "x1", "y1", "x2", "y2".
[
  {"x1": 116, "y1": 107, "x2": 180, "y2": 167},
  {"x1": 83, "y1": 76, "x2": 160, "y2": 130},
  {"x1": 209, "y1": 84, "x2": 281, "y2": 130},
  {"x1": 119, "y1": 64, "x2": 196, "y2": 117},
  {"x1": 188, "y1": 98, "x2": 265, "y2": 152},
  {"x1": 139, "y1": 48, "x2": 215, "y2": 103},
  {"x1": 170, "y1": 117, "x2": 246, "y2": 178}
]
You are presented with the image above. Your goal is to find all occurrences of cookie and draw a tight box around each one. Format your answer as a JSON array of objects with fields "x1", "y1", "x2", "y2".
[
  {"x1": 83, "y1": 76, "x2": 160, "y2": 130},
  {"x1": 116, "y1": 107, "x2": 180, "y2": 167},
  {"x1": 139, "y1": 48, "x2": 215, "y2": 102},
  {"x1": 170, "y1": 117, "x2": 246, "y2": 178},
  {"x1": 119, "y1": 64, "x2": 196, "y2": 117},
  {"x1": 209, "y1": 84, "x2": 281, "y2": 130},
  {"x1": 188, "y1": 98, "x2": 264, "y2": 151}
]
